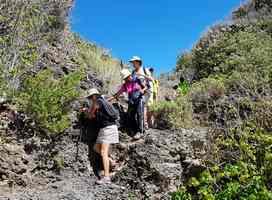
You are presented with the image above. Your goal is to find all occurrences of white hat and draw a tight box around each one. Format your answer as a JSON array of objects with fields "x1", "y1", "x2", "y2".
[
  {"x1": 121, "y1": 69, "x2": 131, "y2": 80},
  {"x1": 85, "y1": 88, "x2": 100, "y2": 98},
  {"x1": 129, "y1": 56, "x2": 142, "y2": 63}
]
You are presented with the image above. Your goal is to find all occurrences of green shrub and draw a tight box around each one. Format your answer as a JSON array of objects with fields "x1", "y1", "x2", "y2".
[
  {"x1": 17, "y1": 69, "x2": 82, "y2": 134},
  {"x1": 151, "y1": 95, "x2": 193, "y2": 129},
  {"x1": 172, "y1": 126, "x2": 272, "y2": 200},
  {"x1": 253, "y1": 100, "x2": 272, "y2": 132},
  {"x1": 151, "y1": 100, "x2": 178, "y2": 129},
  {"x1": 170, "y1": 95, "x2": 193, "y2": 129},
  {"x1": 190, "y1": 77, "x2": 225, "y2": 102},
  {"x1": 177, "y1": 81, "x2": 190, "y2": 96},
  {"x1": 177, "y1": 25, "x2": 272, "y2": 82},
  {"x1": 171, "y1": 187, "x2": 192, "y2": 200},
  {"x1": 53, "y1": 153, "x2": 65, "y2": 171}
]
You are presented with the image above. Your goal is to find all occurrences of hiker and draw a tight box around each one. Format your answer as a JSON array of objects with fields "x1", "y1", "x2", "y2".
[
  {"x1": 147, "y1": 67, "x2": 159, "y2": 127},
  {"x1": 149, "y1": 68, "x2": 159, "y2": 103},
  {"x1": 84, "y1": 88, "x2": 119, "y2": 184},
  {"x1": 109, "y1": 68, "x2": 147, "y2": 140},
  {"x1": 129, "y1": 56, "x2": 153, "y2": 130}
]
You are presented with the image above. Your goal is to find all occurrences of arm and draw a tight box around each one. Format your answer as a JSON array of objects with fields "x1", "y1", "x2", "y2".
[
  {"x1": 88, "y1": 102, "x2": 98, "y2": 119},
  {"x1": 108, "y1": 86, "x2": 124, "y2": 102},
  {"x1": 137, "y1": 73, "x2": 153, "y2": 81},
  {"x1": 138, "y1": 78, "x2": 148, "y2": 94}
]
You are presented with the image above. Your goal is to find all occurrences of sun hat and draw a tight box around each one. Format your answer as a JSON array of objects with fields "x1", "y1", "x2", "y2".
[
  {"x1": 129, "y1": 56, "x2": 142, "y2": 63},
  {"x1": 85, "y1": 88, "x2": 100, "y2": 98},
  {"x1": 121, "y1": 69, "x2": 132, "y2": 80}
]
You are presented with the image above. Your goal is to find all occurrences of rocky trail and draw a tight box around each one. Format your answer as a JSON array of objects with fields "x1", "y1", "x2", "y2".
[{"x1": 0, "y1": 107, "x2": 208, "y2": 200}]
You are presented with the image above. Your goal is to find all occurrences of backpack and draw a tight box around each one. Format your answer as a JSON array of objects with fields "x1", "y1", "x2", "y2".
[
  {"x1": 143, "y1": 67, "x2": 152, "y2": 90},
  {"x1": 125, "y1": 77, "x2": 143, "y2": 105},
  {"x1": 97, "y1": 97, "x2": 119, "y2": 122},
  {"x1": 132, "y1": 68, "x2": 152, "y2": 92}
]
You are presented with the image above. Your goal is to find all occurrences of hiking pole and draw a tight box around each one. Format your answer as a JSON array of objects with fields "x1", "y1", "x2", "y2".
[{"x1": 75, "y1": 124, "x2": 83, "y2": 162}]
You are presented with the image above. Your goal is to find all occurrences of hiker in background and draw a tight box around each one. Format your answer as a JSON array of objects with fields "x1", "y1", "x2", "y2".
[
  {"x1": 146, "y1": 67, "x2": 157, "y2": 128},
  {"x1": 109, "y1": 69, "x2": 147, "y2": 140},
  {"x1": 149, "y1": 68, "x2": 159, "y2": 103},
  {"x1": 129, "y1": 56, "x2": 153, "y2": 130},
  {"x1": 84, "y1": 88, "x2": 119, "y2": 185}
]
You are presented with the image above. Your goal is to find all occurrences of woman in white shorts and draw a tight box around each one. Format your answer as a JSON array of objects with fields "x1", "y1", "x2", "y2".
[{"x1": 85, "y1": 88, "x2": 119, "y2": 185}]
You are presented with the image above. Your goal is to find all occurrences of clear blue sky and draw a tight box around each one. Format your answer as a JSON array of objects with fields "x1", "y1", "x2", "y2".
[{"x1": 71, "y1": 0, "x2": 242, "y2": 74}]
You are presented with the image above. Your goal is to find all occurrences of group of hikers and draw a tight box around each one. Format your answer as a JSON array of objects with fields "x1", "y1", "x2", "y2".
[{"x1": 80, "y1": 56, "x2": 159, "y2": 185}]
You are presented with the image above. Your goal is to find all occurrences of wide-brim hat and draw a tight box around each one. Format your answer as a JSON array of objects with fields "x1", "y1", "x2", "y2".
[
  {"x1": 129, "y1": 56, "x2": 142, "y2": 63},
  {"x1": 121, "y1": 69, "x2": 131, "y2": 80},
  {"x1": 85, "y1": 88, "x2": 100, "y2": 98}
]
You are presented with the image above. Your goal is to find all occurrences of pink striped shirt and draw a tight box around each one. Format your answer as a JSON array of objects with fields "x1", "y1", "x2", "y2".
[{"x1": 118, "y1": 80, "x2": 141, "y2": 96}]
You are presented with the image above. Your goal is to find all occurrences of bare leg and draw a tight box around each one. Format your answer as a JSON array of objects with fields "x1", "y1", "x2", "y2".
[
  {"x1": 94, "y1": 143, "x2": 101, "y2": 154},
  {"x1": 100, "y1": 143, "x2": 110, "y2": 177},
  {"x1": 144, "y1": 106, "x2": 149, "y2": 129}
]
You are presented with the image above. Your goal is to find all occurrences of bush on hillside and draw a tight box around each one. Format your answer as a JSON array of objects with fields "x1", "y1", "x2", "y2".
[
  {"x1": 0, "y1": 0, "x2": 72, "y2": 92},
  {"x1": 17, "y1": 69, "x2": 82, "y2": 134},
  {"x1": 0, "y1": 0, "x2": 121, "y2": 135},
  {"x1": 151, "y1": 101, "x2": 177, "y2": 129},
  {"x1": 177, "y1": 26, "x2": 272, "y2": 82},
  {"x1": 151, "y1": 95, "x2": 193, "y2": 129},
  {"x1": 173, "y1": 0, "x2": 272, "y2": 197},
  {"x1": 172, "y1": 124, "x2": 272, "y2": 200}
]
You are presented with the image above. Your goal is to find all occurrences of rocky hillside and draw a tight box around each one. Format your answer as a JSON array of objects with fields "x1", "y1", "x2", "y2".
[
  {"x1": 0, "y1": 115, "x2": 208, "y2": 199},
  {"x1": 1, "y1": 0, "x2": 272, "y2": 199},
  {"x1": 0, "y1": 0, "x2": 207, "y2": 199},
  {"x1": 168, "y1": 0, "x2": 272, "y2": 199}
]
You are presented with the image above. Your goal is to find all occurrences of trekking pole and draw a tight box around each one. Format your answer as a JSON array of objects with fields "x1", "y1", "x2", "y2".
[{"x1": 75, "y1": 125, "x2": 82, "y2": 162}]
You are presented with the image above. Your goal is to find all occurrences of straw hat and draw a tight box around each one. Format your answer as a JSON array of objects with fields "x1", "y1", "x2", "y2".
[
  {"x1": 121, "y1": 69, "x2": 131, "y2": 80},
  {"x1": 85, "y1": 88, "x2": 100, "y2": 98}
]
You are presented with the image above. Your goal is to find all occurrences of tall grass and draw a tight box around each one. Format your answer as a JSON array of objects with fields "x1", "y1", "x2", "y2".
[{"x1": 74, "y1": 35, "x2": 121, "y2": 94}]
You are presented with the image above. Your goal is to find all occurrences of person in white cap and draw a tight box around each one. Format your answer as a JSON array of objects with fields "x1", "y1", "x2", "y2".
[
  {"x1": 109, "y1": 69, "x2": 147, "y2": 139},
  {"x1": 83, "y1": 88, "x2": 119, "y2": 185},
  {"x1": 129, "y1": 56, "x2": 153, "y2": 130}
]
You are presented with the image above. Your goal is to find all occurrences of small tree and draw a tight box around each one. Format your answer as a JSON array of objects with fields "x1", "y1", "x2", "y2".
[{"x1": 17, "y1": 69, "x2": 82, "y2": 134}]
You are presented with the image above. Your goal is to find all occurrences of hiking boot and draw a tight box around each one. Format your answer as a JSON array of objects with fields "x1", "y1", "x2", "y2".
[
  {"x1": 96, "y1": 176, "x2": 111, "y2": 185},
  {"x1": 133, "y1": 132, "x2": 143, "y2": 140}
]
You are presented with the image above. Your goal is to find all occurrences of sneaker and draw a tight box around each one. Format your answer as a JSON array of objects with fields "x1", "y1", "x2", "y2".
[
  {"x1": 96, "y1": 176, "x2": 111, "y2": 185},
  {"x1": 133, "y1": 132, "x2": 142, "y2": 140}
]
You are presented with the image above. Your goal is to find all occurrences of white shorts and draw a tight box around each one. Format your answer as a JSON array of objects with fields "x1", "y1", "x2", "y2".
[{"x1": 96, "y1": 125, "x2": 119, "y2": 144}]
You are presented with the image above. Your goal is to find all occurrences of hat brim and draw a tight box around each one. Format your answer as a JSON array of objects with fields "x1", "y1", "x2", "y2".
[
  {"x1": 123, "y1": 75, "x2": 131, "y2": 80},
  {"x1": 129, "y1": 59, "x2": 141, "y2": 63},
  {"x1": 85, "y1": 92, "x2": 99, "y2": 98}
]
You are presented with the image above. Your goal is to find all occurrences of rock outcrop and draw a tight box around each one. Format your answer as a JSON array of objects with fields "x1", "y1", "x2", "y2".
[{"x1": 1, "y1": 106, "x2": 208, "y2": 200}]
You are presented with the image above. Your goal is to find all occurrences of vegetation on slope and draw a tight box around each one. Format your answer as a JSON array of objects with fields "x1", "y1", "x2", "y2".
[
  {"x1": 0, "y1": 0, "x2": 121, "y2": 134},
  {"x1": 150, "y1": 0, "x2": 272, "y2": 199}
]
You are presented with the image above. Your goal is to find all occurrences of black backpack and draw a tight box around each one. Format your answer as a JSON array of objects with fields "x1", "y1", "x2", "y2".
[{"x1": 97, "y1": 97, "x2": 119, "y2": 122}]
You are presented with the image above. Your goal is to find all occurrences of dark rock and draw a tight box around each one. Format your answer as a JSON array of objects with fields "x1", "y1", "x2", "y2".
[
  {"x1": 1, "y1": 101, "x2": 208, "y2": 200},
  {"x1": 182, "y1": 159, "x2": 206, "y2": 182},
  {"x1": 112, "y1": 129, "x2": 208, "y2": 199}
]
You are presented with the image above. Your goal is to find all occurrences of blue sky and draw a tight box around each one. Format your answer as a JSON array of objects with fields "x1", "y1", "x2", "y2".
[{"x1": 71, "y1": 0, "x2": 243, "y2": 74}]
